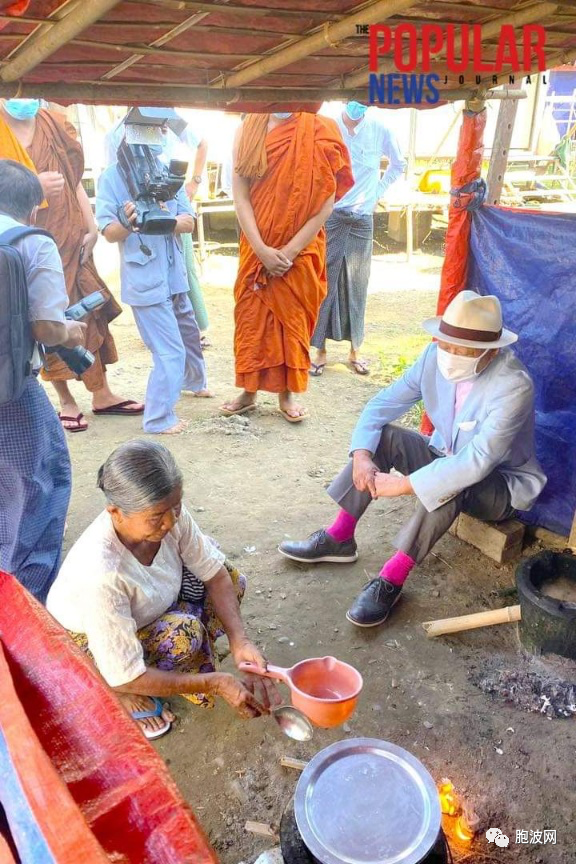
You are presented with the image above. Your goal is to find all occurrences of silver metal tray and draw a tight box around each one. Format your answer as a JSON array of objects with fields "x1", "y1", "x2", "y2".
[{"x1": 294, "y1": 738, "x2": 441, "y2": 864}]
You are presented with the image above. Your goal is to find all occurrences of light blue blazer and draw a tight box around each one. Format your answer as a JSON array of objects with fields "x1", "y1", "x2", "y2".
[{"x1": 349, "y1": 344, "x2": 547, "y2": 513}]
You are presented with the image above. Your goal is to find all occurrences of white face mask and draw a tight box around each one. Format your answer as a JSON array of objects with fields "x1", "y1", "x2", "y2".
[{"x1": 437, "y1": 346, "x2": 489, "y2": 382}]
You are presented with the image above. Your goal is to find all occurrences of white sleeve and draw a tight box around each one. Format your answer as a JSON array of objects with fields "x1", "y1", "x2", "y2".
[
  {"x1": 176, "y1": 505, "x2": 225, "y2": 582},
  {"x1": 25, "y1": 236, "x2": 68, "y2": 323},
  {"x1": 82, "y1": 580, "x2": 147, "y2": 687}
]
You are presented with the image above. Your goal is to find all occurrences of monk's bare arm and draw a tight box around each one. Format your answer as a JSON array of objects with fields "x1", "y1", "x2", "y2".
[
  {"x1": 76, "y1": 182, "x2": 99, "y2": 263},
  {"x1": 281, "y1": 193, "x2": 335, "y2": 261}
]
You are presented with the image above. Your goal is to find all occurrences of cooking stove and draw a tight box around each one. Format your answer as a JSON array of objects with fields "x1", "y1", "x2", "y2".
[{"x1": 280, "y1": 799, "x2": 450, "y2": 864}]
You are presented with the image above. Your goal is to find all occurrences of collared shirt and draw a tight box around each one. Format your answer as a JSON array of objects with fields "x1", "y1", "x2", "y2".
[
  {"x1": 0, "y1": 213, "x2": 67, "y2": 370},
  {"x1": 0, "y1": 214, "x2": 67, "y2": 323},
  {"x1": 95, "y1": 164, "x2": 193, "y2": 307},
  {"x1": 335, "y1": 108, "x2": 406, "y2": 215}
]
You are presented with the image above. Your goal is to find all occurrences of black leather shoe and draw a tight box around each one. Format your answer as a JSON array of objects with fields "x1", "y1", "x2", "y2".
[
  {"x1": 278, "y1": 529, "x2": 358, "y2": 564},
  {"x1": 346, "y1": 578, "x2": 402, "y2": 627}
]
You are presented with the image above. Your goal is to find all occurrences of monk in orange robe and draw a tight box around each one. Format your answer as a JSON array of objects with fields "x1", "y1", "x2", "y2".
[
  {"x1": 221, "y1": 112, "x2": 353, "y2": 422},
  {"x1": 0, "y1": 101, "x2": 143, "y2": 432}
]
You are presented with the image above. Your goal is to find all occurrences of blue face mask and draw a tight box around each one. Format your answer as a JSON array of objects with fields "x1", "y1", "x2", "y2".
[
  {"x1": 4, "y1": 98, "x2": 41, "y2": 120},
  {"x1": 345, "y1": 101, "x2": 368, "y2": 122},
  {"x1": 273, "y1": 112, "x2": 293, "y2": 120}
]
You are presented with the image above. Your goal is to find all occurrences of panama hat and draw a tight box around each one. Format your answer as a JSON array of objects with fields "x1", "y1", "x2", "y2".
[{"x1": 422, "y1": 290, "x2": 518, "y2": 349}]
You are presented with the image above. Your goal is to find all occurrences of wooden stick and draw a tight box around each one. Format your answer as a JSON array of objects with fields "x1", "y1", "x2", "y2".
[
  {"x1": 422, "y1": 605, "x2": 521, "y2": 638},
  {"x1": 280, "y1": 756, "x2": 308, "y2": 772},
  {"x1": 245, "y1": 821, "x2": 279, "y2": 840}
]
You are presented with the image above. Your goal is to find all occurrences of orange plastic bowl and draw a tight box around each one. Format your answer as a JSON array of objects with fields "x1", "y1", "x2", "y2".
[{"x1": 240, "y1": 656, "x2": 363, "y2": 729}]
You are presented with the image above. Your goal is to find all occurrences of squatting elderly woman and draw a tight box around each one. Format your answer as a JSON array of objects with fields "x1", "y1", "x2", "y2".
[{"x1": 47, "y1": 440, "x2": 278, "y2": 739}]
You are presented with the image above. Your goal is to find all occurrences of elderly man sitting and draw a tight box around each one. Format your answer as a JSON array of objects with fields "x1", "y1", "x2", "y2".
[{"x1": 279, "y1": 291, "x2": 546, "y2": 627}]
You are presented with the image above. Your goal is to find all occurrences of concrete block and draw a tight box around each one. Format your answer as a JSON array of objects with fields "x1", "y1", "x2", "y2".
[{"x1": 450, "y1": 513, "x2": 525, "y2": 564}]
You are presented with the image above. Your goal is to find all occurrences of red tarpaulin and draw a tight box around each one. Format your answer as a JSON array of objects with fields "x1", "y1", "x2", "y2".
[
  {"x1": 421, "y1": 107, "x2": 486, "y2": 436},
  {"x1": 437, "y1": 108, "x2": 487, "y2": 315},
  {"x1": 0, "y1": 571, "x2": 218, "y2": 864}
]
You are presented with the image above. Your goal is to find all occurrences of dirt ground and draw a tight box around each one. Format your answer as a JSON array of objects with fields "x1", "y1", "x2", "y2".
[{"x1": 58, "y1": 228, "x2": 575, "y2": 864}]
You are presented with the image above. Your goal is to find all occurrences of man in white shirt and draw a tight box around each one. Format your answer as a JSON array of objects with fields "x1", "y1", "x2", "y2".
[{"x1": 310, "y1": 102, "x2": 406, "y2": 377}]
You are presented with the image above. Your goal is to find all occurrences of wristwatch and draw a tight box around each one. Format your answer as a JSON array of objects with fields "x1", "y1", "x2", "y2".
[{"x1": 192, "y1": 174, "x2": 202, "y2": 184}]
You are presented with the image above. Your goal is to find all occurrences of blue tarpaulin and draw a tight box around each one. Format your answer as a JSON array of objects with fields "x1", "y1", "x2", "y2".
[{"x1": 468, "y1": 205, "x2": 576, "y2": 536}]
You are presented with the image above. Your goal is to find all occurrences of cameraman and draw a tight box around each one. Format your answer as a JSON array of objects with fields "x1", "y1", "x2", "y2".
[
  {"x1": 0, "y1": 160, "x2": 86, "y2": 602},
  {"x1": 96, "y1": 133, "x2": 212, "y2": 436}
]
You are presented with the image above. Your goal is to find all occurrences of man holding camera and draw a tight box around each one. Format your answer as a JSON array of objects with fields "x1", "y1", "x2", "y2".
[
  {"x1": 96, "y1": 116, "x2": 211, "y2": 435},
  {"x1": 0, "y1": 160, "x2": 85, "y2": 602}
]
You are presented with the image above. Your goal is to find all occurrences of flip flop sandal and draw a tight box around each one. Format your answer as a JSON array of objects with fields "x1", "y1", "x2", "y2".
[
  {"x1": 349, "y1": 360, "x2": 370, "y2": 376},
  {"x1": 132, "y1": 696, "x2": 172, "y2": 741},
  {"x1": 58, "y1": 412, "x2": 88, "y2": 433},
  {"x1": 279, "y1": 408, "x2": 309, "y2": 423},
  {"x1": 309, "y1": 363, "x2": 326, "y2": 377},
  {"x1": 200, "y1": 335, "x2": 212, "y2": 349},
  {"x1": 92, "y1": 400, "x2": 145, "y2": 416},
  {"x1": 220, "y1": 403, "x2": 257, "y2": 417}
]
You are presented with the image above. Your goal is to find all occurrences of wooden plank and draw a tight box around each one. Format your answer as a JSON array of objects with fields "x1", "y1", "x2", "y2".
[
  {"x1": 450, "y1": 514, "x2": 525, "y2": 564},
  {"x1": 486, "y1": 82, "x2": 522, "y2": 205}
]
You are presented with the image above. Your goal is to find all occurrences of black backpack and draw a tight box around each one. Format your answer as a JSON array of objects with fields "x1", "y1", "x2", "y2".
[{"x1": 0, "y1": 225, "x2": 54, "y2": 406}]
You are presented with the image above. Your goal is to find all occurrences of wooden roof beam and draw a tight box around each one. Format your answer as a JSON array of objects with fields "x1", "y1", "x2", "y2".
[
  {"x1": 214, "y1": 0, "x2": 419, "y2": 89},
  {"x1": 342, "y1": 1, "x2": 558, "y2": 88},
  {"x1": 0, "y1": 80, "x2": 528, "y2": 106},
  {"x1": 127, "y1": 0, "x2": 345, "y2": 21},
  {"x1": 0, "y1": 0, "x2": 123, "y2": 82}
]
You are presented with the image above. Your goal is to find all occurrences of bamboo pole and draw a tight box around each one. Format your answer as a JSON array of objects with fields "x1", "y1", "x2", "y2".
[
  {"x1": 0, "y1": 0, "x2": 123, "y2": 82},
  {"x1": 0, "y1": 81, "x2": 529, "y2": 106},
  {"x1": 215, "y1": 0, "x2": 418, "y2": 89},
  {"x1": 343, "y1": 1, "x2": 558, "y2": 88},
  {"x1": 422, "y1": 605, "x2": 521, "y2": 638}
]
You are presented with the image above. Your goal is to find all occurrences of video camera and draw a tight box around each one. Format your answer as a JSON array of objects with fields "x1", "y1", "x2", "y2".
[
  {"x1": 44, "y1": 291, "x2": 106, "y2": 376},
  {"x1": 116, "y1": 107, "x2": 189, "y2": 236}
]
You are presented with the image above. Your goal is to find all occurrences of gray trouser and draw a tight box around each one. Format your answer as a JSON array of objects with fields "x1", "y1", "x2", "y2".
[{"x1": 327, "y1": 424, "x2": 514, "y2": 564}]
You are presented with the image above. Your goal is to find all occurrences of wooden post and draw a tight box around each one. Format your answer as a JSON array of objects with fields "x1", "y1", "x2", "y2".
[
  {"x1": 569, "y1": 511, "x2": 576, "y2": 549},
  {"x1": 486, "y1": 82, "x2": 523, "y2": 205}
]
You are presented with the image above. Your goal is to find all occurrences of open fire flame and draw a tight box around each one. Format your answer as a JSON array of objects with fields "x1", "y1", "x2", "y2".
[{"x1": 438, "y1": 779, "x2": 479, "y2": 843}]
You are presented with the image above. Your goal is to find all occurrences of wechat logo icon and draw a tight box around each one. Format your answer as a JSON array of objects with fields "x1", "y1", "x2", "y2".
[{"x1": 486, "y1": 828, "x2": 510, "y2": 848}]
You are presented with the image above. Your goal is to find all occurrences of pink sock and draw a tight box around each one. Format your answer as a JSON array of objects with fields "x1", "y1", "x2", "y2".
[
  {"x1": 326, "y1": 509, "x2": 358, "y2": 543},
  {"x1": 379, "y1": 551, "x2": 416, "y2": 587}
]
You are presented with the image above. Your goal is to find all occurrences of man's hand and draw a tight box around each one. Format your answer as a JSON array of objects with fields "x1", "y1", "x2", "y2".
[
  {"x1": 61, "y1": 321, "x2": 87, "y2": 348},
  {"x1": 38, "y1": 171, "x2": 65, "y2": 199},
  {"x1": 258, "y1": 245, "x2": 292, "y2": 276},
  {"x1": 79, "y1": 231, "x2": 98, "y2": 265},
  {"x1": 374, "y1": 472, "x2": 413, "y2": 499},
  {"x1": 352, "y1": 449, "x2": 379, "y2": 497},
  {"x1": 213, "y1": 672, "x2": 269, "y2": 719},
  {"x1": 123, "y1": 201, "x2": 139, "y2": 232}
]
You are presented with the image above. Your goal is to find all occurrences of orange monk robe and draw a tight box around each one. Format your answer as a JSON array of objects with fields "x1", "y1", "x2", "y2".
[
  {"x1": 234, "y1": 113, "x2": 354, "y2": 394},
  {"x1": 0, "y1": 115, "x2": 47, "y2": 207},
  {"x1": 27, "y1": 111, "x2": 122, "y2": 391}
]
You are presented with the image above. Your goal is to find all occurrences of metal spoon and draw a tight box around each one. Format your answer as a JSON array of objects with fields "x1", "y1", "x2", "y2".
[{"x1": 272, "y1": 705, "x2": 314, "y2": 741}]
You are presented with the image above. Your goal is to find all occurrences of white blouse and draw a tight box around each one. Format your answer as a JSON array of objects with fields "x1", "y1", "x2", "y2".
[{"x1": 47, "y1": 505, "x2": 225, "y2": 687}]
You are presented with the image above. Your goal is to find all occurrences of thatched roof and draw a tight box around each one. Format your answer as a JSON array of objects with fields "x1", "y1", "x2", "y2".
[{"x1": 0, "y1": 0, "x2": 575, "y2": 109}]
